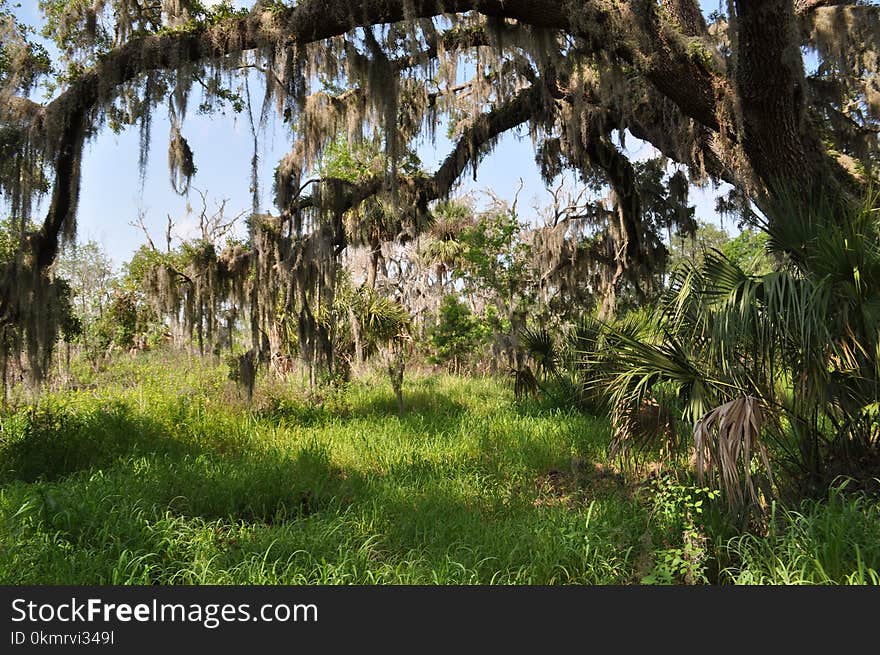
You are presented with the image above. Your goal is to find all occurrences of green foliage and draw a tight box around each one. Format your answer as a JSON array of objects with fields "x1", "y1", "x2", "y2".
[
  {"x1": 0, "y1": 354, "x2": 877, "y2": 584},
  {"x1": 456, "y1": 204, "x2": 530, "y2": 302},
  {"x1": 93, "y1": 289, "x2": 139, "y2": 351},
  {"x1": 351, "y1": 288, "x2": 409, "y2": 347},
  {"x1": 687, "y1": 40, "x2": 715, "y2": 71},
  {"x1": 317, "y1": 134, "x2": 422, "y2": 183},
  {"x1": 434, "y1": 200, "x2": 543, "y2": 370},
  {"x1": 195, "y1": 82, "x2": 245, "y2": 114},
  {"x1": 330, "y1": 273, "x2": 411, "y2": 375},
  {"x1": 53, "y1": 277, "x2": 82, "y2": 342},
  {"x1": 583, "y1": 188, "x2": 880, "y2": 509},
  {"x1": 123, "y1": 245, "x2": 177, "y2": 289},
  {"x1": 0, "y1": 216, "x2": 19, "y2": 265},
  {"x1": 636, "y1": 160, "x2": 696, "y2": 241},
  {"x1": 642, "y1": 477, "x2": 721, "y2": 585},
  {"x1": 720, "y1": 228, "x2": 772, "y2": 274},
  {"x1": 722, "y1": 483, "x2": 880, "y2": 584},
  {"x1": 37, "y1": 0, "x2": 112, "y2": 71},
  {"x1": 667, "y1": 217, "x2": 773, "y2": 282},
  {"x1": 0, "y1": 1, "x2": 52, "y2": 93},
  {"x1": 520, "y1": 327, "x2": 557, "y2": 378},
  {"x1": 56, "y1": 240, "x2": 114, "y2": 324},
  {"x1": 666, "y1": 220, "x2": 730, "y2": 273},
  {"x1": 427, "y1": 295, "x2": 486, "y2": 371},
  {"x1": 201, "y1": 1, "x2": 250, "y2": 25},
  {"x1": 317, "y1": 136, "x2": 378, "y2": 183},
  {"x1": 55, "y1": 241, "x2": 167, "y2": 363}
]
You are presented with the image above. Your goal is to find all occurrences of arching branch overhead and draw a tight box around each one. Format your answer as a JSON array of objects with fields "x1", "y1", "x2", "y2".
[{"x1": 1, "y1": 0, "x2": 878, "y2": 389}]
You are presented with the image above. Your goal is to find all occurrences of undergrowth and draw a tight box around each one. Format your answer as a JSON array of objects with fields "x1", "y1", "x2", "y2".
[{"x1": 0, "y1": 351, "x2": 876, "y2": 584}]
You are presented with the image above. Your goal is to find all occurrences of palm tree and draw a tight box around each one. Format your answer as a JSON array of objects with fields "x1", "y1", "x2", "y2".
[{"x1": 418, "y1": 199, "x2": 474, "y2": 292}]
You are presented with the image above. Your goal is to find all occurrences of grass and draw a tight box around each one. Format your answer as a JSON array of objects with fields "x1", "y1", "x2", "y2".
[
  {"x1": 0, "y1": 351, "x2": 877, "y2": 584},
  {"x1": 721, "y1": 486, "x2": 880, "y2": 584}
]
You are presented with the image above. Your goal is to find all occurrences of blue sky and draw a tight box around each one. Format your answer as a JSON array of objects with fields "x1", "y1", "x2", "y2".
[{"x1": 13, "y1": 1, "x2": 731, "y2": 269}]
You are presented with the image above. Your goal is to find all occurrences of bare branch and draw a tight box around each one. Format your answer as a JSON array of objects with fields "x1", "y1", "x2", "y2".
[
  {"x1": 130, "y1": 208, "x2": 157, "y2": 251},
  {"x1": 166, "y1": 214, "x2": 174, "y2": 253}
]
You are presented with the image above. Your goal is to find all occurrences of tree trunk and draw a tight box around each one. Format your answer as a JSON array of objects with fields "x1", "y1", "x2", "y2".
[
  {"x1": 367, "y1": 239, "x2": 381, "y2": 289},
  {"x1": 732, "y1": 0, "x2": 858, "y2": 211},
  {"x1": 349, "y1": 307, "x2": 364, "y2": 366}
]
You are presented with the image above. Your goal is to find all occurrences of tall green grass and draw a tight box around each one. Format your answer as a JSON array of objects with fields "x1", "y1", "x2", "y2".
[
  {"x1": 721, "y1": 484, "x2": 880, "y2": 584},
  {"x1": 0, "y1": 351, "x2": 877, "y2": 584}
]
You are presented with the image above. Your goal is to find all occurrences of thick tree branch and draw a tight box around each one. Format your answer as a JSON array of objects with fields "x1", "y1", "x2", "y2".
[
  {"x1": 290, "y1": 84, "x2": 541, "y2": 222},
  {"x1": 2, "y1": 0, "x2": 867, "y2": 272},
  {"x1": 6, "y1": 0, "x2": 723, "y2": 158},
  {"x1": 795, "y1": 0, "x2": 857, "y2": 16},
  {"x1": 662, "y1": 0, "x2": 709, "y2": 37},
  {"x1": 430, "y1": 85, "x2": 542, "y2": 198}
]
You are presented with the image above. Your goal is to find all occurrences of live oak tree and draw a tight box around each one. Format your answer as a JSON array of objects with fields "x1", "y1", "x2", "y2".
[{"x1": 1, "y1": 0, "x2": 878, "y2": 387}]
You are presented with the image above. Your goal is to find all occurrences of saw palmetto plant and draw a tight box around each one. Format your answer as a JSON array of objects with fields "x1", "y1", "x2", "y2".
[{"x1": 582, "y1": 188, "x2": 880, "y2": 511}]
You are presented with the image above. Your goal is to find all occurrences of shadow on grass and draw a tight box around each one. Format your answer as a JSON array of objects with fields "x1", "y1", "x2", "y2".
[
  {"x1": 0, "y1": 402, "x2": 201, "y2": 484},
  {"x1": 0, "y1": 398, "x2": 367, "y2": 531},
  {"x1": 349, "y1": 390, "x2": 467, "y2": 421},
  {"x1": 0, "y1": 389, "x2": 640, "y2": 583},
  {"x1": 0, "y1": 437, "x2": 371, "y2": 586},
  {"x1": 256, "y1": 389, "x2": 468, "y2": 426},
  {"x1": 196, "y1": 464, "x2": 645, "y2": 584},
  {"x1": 159, "y1": 443, "x2": 367, "y2": 524}
]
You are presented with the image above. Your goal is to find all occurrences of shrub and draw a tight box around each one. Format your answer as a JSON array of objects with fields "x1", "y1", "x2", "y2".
[{"x1": 427, "y1": 295, "x2": 486, "y2": 373}]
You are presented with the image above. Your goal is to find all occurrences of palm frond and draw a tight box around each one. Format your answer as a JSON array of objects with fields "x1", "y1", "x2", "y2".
[
  {"x1": 520, "y1": 326, "x2": 558, "y2": 377},
  {"x1": 610, "y1": 396, "x2": 678, "y2": 464},
  {"x1": 693, "y1": 396, "x2": 773, "y2": 510},
  {"x1": 512, "y1": 365, "x2": 539, "y2": 401}
]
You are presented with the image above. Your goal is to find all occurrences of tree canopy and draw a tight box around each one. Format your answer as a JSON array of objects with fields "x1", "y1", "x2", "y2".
[{"x1": 1, "y1": 0, "x2": 878, "y2": 387}]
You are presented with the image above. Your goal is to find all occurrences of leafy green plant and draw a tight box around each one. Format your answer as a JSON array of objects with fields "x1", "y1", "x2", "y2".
[
  {"x1": 721, "y1": 481, "x2": 880, "y2": 584},
  {"x1": 582, "y1": 188, "x2": 880, "y2": 511},
  {"x1": 520, "y1": 327, "x2": 557, "y2": 379},
  {"x1": 427, "y1": 295, "x2": 486, "y2": 373},
  {"x1": 642, "y1": 477, "x2": 720, "y2": 585}
]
